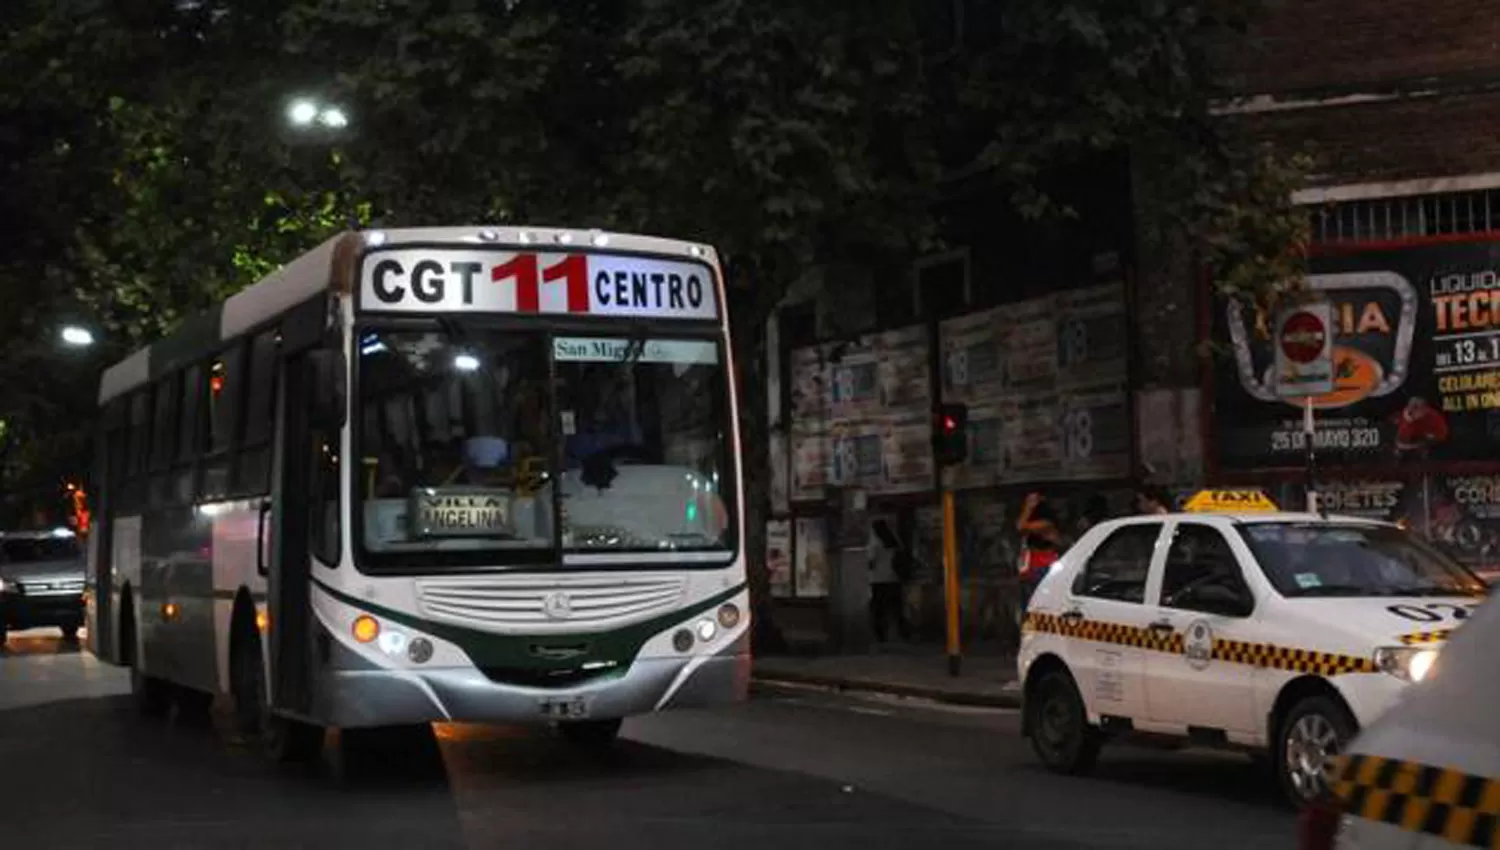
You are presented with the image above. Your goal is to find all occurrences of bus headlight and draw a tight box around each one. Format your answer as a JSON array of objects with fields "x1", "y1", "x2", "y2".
[
  {"x1": 695, "y1": 619, "x2": 717, "y2": 642},
  {"x1": 717, "y1": 603, "x2": 741, "y2": 629},
  {"x1": 1375, "y1": 647, "x2": 1439, "y2": 683}
]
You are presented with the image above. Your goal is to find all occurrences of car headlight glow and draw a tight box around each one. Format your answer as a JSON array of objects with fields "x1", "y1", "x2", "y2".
[{"x1": 1375, "y1": 646, "x2": 1439, "y2": 683}]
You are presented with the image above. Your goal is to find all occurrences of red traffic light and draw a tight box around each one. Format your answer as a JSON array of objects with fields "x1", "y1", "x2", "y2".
[{"x1": 943, "y1": 415, "x2": 958, "y2": 432}]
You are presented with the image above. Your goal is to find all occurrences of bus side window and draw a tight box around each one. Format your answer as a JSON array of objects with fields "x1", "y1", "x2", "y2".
[
  {"x1": 148, "y1": 372, "x2": 180, "y2": 506},
  {"x1": 235, "y1": 330, "x2": 279, "y2": 496},
  {"x1": 309, "y1": 432, "x2": 340, "y2": 567},
  {"x1": 174, "y1": 364, "x2": 204, "y2": 504},
  {"x1": 201, "y1": 352, "x2": 236, "y2": 500},
  {"x1": 123, "y1": 390, "x2": 151, "y2": 513}
]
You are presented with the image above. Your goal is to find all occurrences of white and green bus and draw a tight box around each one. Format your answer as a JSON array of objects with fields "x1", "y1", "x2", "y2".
[{"x1": 87, "y1": 226, "x2": 748, "y2": 759}]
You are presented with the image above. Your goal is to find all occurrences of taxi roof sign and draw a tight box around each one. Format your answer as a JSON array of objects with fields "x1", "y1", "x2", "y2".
[{"x1": 1183, "y1": 489, "x2": 1279, "y2": 513}]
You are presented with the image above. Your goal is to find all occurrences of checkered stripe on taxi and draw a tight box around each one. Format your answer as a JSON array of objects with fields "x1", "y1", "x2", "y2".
[
  {"x1": 1331, "y1": 753, "x2": 1500, "y2": 849},
  {"x1": 1023, "y1": 612, "x2": 1183, "y2": 652},
  {"x1": 1210, "y1": 639, "x2": 1377, "y2": 675},
  {"x1": 1023, "y1": 613, "x2": 1376, "y2": 676},
  {"x1": 1398, "y1": 629, "x2": 1453, "y2": 646}
]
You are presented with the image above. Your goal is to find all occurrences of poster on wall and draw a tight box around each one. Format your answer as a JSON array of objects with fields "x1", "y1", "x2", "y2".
[
  {"x1": 1057, "y1": 283, "x2": 1129, "y2": 387},
  {"x1": 794, "y1": 518, "x2": 830, "y2": 598},
  {"x1": 770, "y1": 431, "x2": 790, "y2": 515},
  {"x1": 939, "y1": 283, "x2": 1131, "y2": 489},
  {"x1": 1214, "y1": 242, "x2": 1500, "y2": 469},
  {"x1": 791, "y1": 430, "x2": 830, "y2": 502},
  {"x1": 1005, "y1": 295, "x2": 1060, "y2": 389},
  {"x1": 790, "y1": 346, "x2": 830, "y2": 423},
  {"x1": 766, "y1": 519, "x2": 793, "y2": 598}
]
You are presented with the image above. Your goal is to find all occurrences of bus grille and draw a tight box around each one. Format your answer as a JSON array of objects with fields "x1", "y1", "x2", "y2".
[{"x1": 415, "y1": 574, "x2": 687, "y2": 631}]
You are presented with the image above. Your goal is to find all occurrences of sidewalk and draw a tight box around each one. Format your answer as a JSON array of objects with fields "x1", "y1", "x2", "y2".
[{"x1": 751, "y1": 645, "x2": 1021, "y2": 708}]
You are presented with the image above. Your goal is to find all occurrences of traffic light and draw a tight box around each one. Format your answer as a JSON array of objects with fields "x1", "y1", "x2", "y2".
[{"x1": 932, "y1": 403, "x2": 968, "y2": 467}]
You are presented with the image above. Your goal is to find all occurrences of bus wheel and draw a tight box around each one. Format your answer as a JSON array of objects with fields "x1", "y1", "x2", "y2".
[
  {"x1": 557, "y1": 719, "x2": 623, "y2": 749},
  {"x1": 60, "y1": 624, "x2": 80, "y2": 642},
  {"x1": 232, "y1": 624, "x2": 322, "y2": 764},
  {"x1": 123, "y1": 603, "x2": 170, "y2": 718},
  {"x1": 1027, "y1": 670, "x2": 1101, "y2": 775}
]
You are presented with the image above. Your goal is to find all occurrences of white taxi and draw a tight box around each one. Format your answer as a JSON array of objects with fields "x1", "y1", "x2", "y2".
[
  {"x1": 1018, "y1": 491, "x2": 1490, "y2": 806},
  {"x1": 1298, "y1": 587, "x2": 1499, "y2": 850}
]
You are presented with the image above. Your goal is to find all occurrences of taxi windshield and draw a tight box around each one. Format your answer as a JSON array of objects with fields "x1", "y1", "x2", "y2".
[{"x1": 1237, "y1": 522, "x2": 1487, "y2": 598}]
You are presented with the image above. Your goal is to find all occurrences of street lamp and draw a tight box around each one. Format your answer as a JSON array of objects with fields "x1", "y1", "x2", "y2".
[
  {"x1": 286, "y1": 99, "x2": 320, "y2": 127},
  {"x1": 60, "y1": 326, "x2": 95, "y2": 348},
  {"x1": 285, "y1": 97, "x2": 350, "y2": 132}
]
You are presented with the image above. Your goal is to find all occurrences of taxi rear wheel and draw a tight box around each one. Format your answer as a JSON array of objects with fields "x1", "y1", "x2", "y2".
[
  {"x1": 1029, "y1": 670, "x2": 1101, "y2": 775},
  {"x1": 1276, "y1": 695, "x2": 1355, "y2": 807}
]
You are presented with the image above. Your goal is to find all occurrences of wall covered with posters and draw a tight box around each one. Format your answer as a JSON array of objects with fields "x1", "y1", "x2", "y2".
[
  {"x1": 1212, "y1": 239, "x2": 1500, "y2": 574},
  {"x1": 940, "y1": 283, "x2": 1132, "y2": 489}
]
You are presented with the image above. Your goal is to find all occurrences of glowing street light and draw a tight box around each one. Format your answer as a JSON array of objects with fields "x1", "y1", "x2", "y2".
[
  {"x1": 287, "y1": 99, "x2": 320, "y2": 127},
  {"x1": 286, "y1": 97, "x2": 350, "y2": 132},
  {"x1": 60, "y1": 326, "x2": 95, "y2": 348}
]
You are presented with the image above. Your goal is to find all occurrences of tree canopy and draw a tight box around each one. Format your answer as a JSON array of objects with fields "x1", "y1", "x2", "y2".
[{"x1": 0, "y1": 0, "x2": 1306, "y2": 524}]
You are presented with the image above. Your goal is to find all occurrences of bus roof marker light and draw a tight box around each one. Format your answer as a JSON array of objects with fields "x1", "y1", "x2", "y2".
[
  {"x1": 554, "y1": 232, "x2": 573, "y2": 245},
  {"x1": 453, "y1": 353, "x2": 481, "y2": 372},
  {"x1": 364, "y1": 230, "x2": 387, "y2": 247},
  {"x1": 689, "y1": 245, "x2": 705, "y2": 258},
  {"x1": 591, "y1": 232, "x2": 610, "y2": 247},
  {"x1": 478, "y1": 229, "x2": 500, "y2": 242},
  {"x1": 517, "y1": 231, "x2": 532, "y2": 245}
]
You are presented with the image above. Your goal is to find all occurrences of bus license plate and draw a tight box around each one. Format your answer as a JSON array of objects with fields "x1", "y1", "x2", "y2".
[{"x1": 539, "y1": 697, "x2": 590, "y2": 720}]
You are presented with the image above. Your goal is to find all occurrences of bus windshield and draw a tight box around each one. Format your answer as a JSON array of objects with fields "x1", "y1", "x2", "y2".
[{"x1": 356, "y1": 326, "x2": 736, "y2": 570}]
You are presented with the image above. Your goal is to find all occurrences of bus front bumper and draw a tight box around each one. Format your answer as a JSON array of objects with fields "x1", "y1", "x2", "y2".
[{"x1": 314, "y1": 639, "x2": 750, "y2": 728}]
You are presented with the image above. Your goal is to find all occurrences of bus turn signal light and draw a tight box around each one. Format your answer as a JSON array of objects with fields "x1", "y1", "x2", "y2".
[{"x1": 352, "y1": 615, "x2": 380, "y2": 644}]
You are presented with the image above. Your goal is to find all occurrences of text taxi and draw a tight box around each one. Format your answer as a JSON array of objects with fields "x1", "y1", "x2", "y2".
[{"x1": 1018, "y1": 490, "x2": 1490, "y2": 806}]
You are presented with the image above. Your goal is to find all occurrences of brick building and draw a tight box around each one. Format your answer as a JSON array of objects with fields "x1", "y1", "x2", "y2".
[{"x1": 762, "y1": 2, "x2": 1500, "y2": 651}]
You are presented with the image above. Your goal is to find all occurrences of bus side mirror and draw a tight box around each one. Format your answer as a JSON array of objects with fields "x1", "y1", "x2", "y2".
[{"x1": 308, "y1": 348, "x2": 347, "y2": 429}]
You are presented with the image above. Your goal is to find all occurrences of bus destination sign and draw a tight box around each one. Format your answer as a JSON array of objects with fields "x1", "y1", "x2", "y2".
[
  {"x1": 411, "y1": 489, "x2": 513, "y2": 538},
  {"x1": 360, "y1": 249, "x2": 719, "y2": 320}
]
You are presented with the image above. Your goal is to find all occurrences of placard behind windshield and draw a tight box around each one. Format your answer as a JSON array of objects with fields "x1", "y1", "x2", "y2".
[
  {"x1": 411, "y1": 489, "x2": 512, "y2": 537},
  {"x1": 360, "y1": 249, "x2": 719, "y2": 320}
]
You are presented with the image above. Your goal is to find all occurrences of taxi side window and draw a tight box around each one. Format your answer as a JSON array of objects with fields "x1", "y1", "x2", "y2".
[
  {"x1": 1072, "y1": 524, "x2": 1158, "y2": 604},
  {"x1": 1162, "y1": 524, "x2": 1253, "y2": 616}
]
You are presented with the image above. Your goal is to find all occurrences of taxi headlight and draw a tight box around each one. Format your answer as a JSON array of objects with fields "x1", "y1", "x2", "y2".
[{"x1": 1375, "y1": 647, "x2": 1439, "y2": 683}]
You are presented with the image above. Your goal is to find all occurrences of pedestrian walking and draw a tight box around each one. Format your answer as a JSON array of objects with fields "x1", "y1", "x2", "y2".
[
  {"x1": 868, "y1": 518, "x2": 913, "y2": 643},
  {"x1": 1016, "y1": 492, "x2": 1062, "y2": 612},
  {"x1": 1134, "y1": 483, "x2": 1172, "y2": 515}
]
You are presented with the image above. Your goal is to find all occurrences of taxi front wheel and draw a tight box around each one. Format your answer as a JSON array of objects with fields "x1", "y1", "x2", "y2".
[
  {"x1": 1276, "y1": 695, "x2": 1356, "y2": 807},
  {"x1": 1028, "y1": 670, "x2": 1101, "y2": 775}
]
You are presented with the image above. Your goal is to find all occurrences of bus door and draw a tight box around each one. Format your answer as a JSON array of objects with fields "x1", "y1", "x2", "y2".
[
  {"x1": 264, "y1": 347, "x2": 318, "y2": 716},
  {"x1": 263, "y1": 295, "x2": 340, "y2": 717}
]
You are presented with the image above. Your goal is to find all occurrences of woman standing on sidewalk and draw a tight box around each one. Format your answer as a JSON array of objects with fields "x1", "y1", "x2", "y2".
[{"x1": 1016, "y1": 492, "x2": 1062, "y2": 613}]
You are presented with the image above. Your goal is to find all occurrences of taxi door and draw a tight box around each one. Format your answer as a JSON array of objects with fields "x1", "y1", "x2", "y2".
[
  {"x1": 1058, "y1": 521, "x2": 1167, "y2": 723},
  {"x1": 1143, "y1": 519, "x2": 1260, "y2": 738}
]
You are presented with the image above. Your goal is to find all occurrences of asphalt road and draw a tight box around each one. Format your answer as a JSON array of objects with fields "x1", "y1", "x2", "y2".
[{"x1": 0, "y1": 631, "x2": 1294, "y2": 849}]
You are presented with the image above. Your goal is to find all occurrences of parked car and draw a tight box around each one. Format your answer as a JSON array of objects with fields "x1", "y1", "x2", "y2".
[{"x1": 0, "y1": 529, "x2": 86, "y2": 645}]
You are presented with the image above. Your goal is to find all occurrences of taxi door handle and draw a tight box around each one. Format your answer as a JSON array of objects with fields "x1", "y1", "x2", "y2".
[
  {"x1": 1148, "y1": 620, "x2": 1174, "y2": 634},
  {"x1": 1059, "y1": 610, "x2": 1084, "y2": 623}
]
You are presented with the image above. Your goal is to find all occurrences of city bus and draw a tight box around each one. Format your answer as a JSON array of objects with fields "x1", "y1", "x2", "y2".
[{"x1": 86, "y1": 226, "x2": 748, "y2": 760}]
